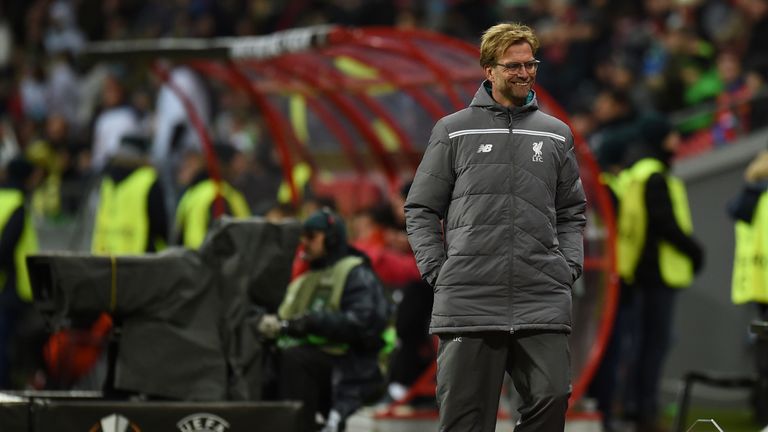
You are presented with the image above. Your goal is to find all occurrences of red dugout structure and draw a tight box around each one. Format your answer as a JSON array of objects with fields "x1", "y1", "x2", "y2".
[{"x1": 83, "y1": 25, "x2": 617, "y2": 416}]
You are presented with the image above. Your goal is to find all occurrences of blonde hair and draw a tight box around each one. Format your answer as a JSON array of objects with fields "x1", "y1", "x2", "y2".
[
  {"x1": 745, "y1": 150, "x2": 768, "y2": 183},
  {"x1": 479, "y1": 23, "x2": 540, "y2": 68}
]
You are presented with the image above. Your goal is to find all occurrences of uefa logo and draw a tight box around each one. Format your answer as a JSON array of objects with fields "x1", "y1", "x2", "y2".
[{"x1": 176, "y1": 413, "x2": 230, "y2": 432}]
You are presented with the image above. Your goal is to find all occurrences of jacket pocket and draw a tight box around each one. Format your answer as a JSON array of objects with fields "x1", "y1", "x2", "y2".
[
  {"x1": 548, "y1": 249, "x2": 572, "y2": 286},
  {"x1": 433, "y1": 257, "x2": 451, "y2": 290}
]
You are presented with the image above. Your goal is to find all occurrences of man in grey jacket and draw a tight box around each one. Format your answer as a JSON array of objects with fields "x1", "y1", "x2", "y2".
[{"x1": 404, "y1": 22, "x2": 587, "y2": 432}]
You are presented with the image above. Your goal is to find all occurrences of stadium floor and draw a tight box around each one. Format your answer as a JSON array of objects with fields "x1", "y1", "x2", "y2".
[{"x1": 346, "y1": 406, "x2": 603, "y2": 432}]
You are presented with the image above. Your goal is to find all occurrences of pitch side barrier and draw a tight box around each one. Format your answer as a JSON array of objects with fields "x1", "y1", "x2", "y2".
[{"x1": 0, "y1": 391, "x2": 302, "y2": 432}]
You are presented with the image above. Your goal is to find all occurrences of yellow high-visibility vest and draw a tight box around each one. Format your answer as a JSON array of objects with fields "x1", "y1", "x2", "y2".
[
  {"x1": 175, "y1": 179, "x2": 251, "y2": 249},
  {"x1": 618, "y1": 158, "x2": 694, "y2": 288},
  {"x1": 278, "y1": 256, "x2": 363, "y2": 354},
  {"x1": 731, "y1": 190, "x2": 768, "y2": 304},
  {"x1": 0, "y1": 189, "x2": 38, "y2": 301},
  {"x1": 92, "y1": 166, "x2": 159, "y2": 254}
]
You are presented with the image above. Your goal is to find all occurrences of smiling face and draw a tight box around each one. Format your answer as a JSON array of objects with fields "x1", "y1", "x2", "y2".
[{"x1": 484, "y1": 42, "x2": 537, "y2": 108}]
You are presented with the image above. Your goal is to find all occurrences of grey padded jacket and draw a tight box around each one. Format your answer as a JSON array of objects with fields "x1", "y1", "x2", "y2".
[{"x1": 404, "y1": 82, "x2": 587, "y2": 334}]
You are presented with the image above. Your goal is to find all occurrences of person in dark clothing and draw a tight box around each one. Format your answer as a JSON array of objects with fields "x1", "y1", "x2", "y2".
[
  {"x1": 616, "y1": 115, "x2": 704, "y2": 432},
  {"x1": 404, "y1": 23, "x2": 587, "y2": 432},
  {"x1": 0, "y1": 156, "x2": 44, "y2": 388},
  {"x1": 258, "y1": 209, "x2": 392, "y2": 432}
]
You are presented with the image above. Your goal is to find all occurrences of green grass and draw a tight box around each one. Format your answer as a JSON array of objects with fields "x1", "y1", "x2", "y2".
[{"x1": 664, "y1": 406, "x2": 762, "y2": 432}]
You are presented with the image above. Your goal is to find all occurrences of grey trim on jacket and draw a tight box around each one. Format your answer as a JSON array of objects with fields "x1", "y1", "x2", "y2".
[{"x1": 404, "y1": 81, "x2": 587, "y2": 334}]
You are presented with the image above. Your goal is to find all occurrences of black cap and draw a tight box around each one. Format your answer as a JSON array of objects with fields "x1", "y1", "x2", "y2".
[
  {"x1": 303, "y1": 208, "x2": 347, "y2": 248},
  {"x1": 7, "y1": 157, "x2": 35, "y2": 182}
]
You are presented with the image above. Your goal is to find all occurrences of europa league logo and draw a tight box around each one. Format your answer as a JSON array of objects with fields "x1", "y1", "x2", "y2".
[{"x1": 89, "y1": 414, "x2": 141, "y2": 432}]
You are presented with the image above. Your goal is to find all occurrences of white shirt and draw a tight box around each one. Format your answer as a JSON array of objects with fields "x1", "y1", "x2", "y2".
[{"x1": 91, "y1": 106, "x2": 139, "y2": 172}]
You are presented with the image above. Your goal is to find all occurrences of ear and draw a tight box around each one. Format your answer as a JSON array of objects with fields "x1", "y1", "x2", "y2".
[{"x1": 484, "y1": 65, "x2": 494, "y2": 80}]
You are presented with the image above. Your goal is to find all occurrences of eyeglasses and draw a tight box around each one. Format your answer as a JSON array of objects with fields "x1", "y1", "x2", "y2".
[{"x1": 495, "y1": 59, "x2": 540, "y2": 74}]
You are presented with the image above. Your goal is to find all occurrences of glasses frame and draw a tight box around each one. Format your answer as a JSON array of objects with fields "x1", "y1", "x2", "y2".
[{"x1": 494, "y1": 59, "x2": 541, "y2": 74}]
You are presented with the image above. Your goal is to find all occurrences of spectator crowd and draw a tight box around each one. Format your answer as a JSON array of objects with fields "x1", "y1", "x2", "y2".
[{"x1": 0, "y1": 0, "x2": 767, "y2": 224}]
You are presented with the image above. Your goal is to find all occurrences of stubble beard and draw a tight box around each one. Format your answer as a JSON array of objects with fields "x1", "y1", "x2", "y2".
[{"x1": 504, "y1": 79, "x2": 532, "y2": 106}]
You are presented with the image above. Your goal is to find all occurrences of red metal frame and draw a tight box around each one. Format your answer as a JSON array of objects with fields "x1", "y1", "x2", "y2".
[
  {"x1": 117, "y1": 26, "x2": 617, "y2": 420},
  {"x1": 347, "y1": 27, "x2": 476, "y2": 110},
  {"x1": 267, "y1": 54, "x2": 403, "y2": 189},
  {"x1": 185, "y1": 61, "x2": 304, "y2": 207}
]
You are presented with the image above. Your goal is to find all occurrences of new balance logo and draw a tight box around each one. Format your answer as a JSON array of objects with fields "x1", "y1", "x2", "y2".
[
  {"x1": 477, "y1": 144, "x2": 493, "y2": 153},
  {"x1": 532, "y1": 141, "x2": 543, "y2": 162}
]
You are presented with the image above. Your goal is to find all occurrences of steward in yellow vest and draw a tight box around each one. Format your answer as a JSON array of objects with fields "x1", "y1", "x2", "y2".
[
  {"x1": 617, "y1": 145, "x2": 703, "y2": 288},
  {"x1": 92, "y1": 135, "x2": 169, "y2": 254},
  {"x1": 727, "y1": 150, "x2": 768, "y2": 424},
  {"x1": 613, "y1": 116, "x2": 704, "y2": 429},
  {"x1": 0, "y1": 156, "x2": 43, "y2": 387},
  {"x1": 0, "y1": 158, "x2": 42, "y2": 302},
  {"x1": 174, "y1": 146, "x2": 251, "y2": 249},
  {"x1": 617, "y1": 157, "x2": 701, "y2": 288},
  {"x1": 730, "y1": 151, "x2": 768, "y2": 305},
  {"x1": 257, "y1": 209, "x2": 392, "y2": 432}
]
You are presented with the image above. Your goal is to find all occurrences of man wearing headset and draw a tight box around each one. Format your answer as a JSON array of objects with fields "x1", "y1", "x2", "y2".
[{"x1": 258, "y1": 208, "x2": 392, "y2": 432}]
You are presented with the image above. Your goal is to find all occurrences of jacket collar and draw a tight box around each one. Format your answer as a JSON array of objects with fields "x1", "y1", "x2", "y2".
[{"x1": 470, "y1": 80, "x2": 539, "y2": 117}]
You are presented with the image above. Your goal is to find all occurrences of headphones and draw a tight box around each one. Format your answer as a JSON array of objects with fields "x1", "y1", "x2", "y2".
[{"x1": 320, "y1": 207, "x2": 340, "y2": 250}]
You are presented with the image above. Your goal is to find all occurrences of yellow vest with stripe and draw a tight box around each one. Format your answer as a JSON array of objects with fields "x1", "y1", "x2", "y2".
[
  {"x1": 92, "y1": 166, "x2": 159, "y2": 254},
  {"x1": 175, "y1": 179, "x2": 251, "y2": 249},
  {"x1": 0, "y1": 189, "x2": 38, "y2": 301},
  {"x1": 731, "y1": 191, "x2": 768, "y2": 304},
  {"x1": 278, "y1": 256, "x2": 363, "y2": 354},
  {"x1": 618, "y1": 158, "x2": 694, "y2": 288}
]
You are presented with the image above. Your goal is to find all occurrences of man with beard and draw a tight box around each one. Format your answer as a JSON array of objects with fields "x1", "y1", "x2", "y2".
[{"x1": 404, "y1": 22, "x2": 587, "y2": 432}]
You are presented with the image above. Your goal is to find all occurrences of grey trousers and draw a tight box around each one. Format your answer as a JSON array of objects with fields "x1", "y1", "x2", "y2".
[{"x1": 436, "y1": 331, "x2": 571, "y2": 432}]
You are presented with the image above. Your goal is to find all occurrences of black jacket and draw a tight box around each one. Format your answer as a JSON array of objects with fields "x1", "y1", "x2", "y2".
[{"x1": 299, "y1": 247, "x2": 392, "y2": 353}]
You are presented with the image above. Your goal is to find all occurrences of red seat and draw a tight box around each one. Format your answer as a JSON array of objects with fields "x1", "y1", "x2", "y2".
[{"x1": 312, "y1": 176, "x2": 385, "y2": 216}]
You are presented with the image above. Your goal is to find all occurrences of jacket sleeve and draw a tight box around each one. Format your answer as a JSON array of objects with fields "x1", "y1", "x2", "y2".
[
  {"x1": 303, "y1": 265, "x2": 391, "y2": 349},
  {"x1": 646, "y1": 173, "x2": 704, "y2": 271},
  {"x1": 148, "y1": 180, "x2": 169, "y2": 251},
  {"x1": 556, "y1": 138, "x2": 587, "y2": 282},
  {"x1": 727, "y1": 182, "x2": 766, "y2": 223},
  {"x1": 404, "y1": 122, "x2": 455, "y2": 287},
  {"x1": 0, "y1": 206, "x2": 24, "y2": 270}
]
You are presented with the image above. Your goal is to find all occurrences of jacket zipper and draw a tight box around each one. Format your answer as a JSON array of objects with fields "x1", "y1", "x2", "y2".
[{"x1": 508, "y1": 111, "x2": 515, "y2": 334}]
